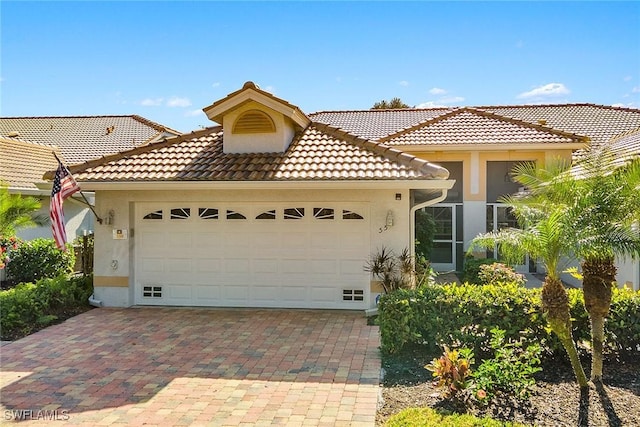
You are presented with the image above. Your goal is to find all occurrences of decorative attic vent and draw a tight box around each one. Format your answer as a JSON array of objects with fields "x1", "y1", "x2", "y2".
[{"x1": 232, "y1": 110, "x2": 276, "y2": 134}]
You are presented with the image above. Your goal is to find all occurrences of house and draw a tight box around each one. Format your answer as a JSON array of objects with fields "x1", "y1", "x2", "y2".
[
  {"x1": 46, "y1": 83, "x2": 640, "y2": 310},
  {"x1": 0, "y1": 116, "x2": 181, "y2": 241}
]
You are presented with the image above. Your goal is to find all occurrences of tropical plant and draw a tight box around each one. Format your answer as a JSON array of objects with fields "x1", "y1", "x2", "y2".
[
  {"x1": 364, "y1": 247, "x2": 432, "y2": 292},
  {"x1": 513, "y1": 154, "x2": 640, "y2": 381},
  {"x1": 0, "y1": 184, "x2": 47, "y2": 237},
  {"x1": 425, "y1": 345, "x2": 474, "y2": 398},
  {"x1": 469, "y1": 195, "x2": 588, "y2": 388},
  {"x1": 477, "y1": 262, "x2": 526, "y2": 287},
  {"x1": 415, "y1": 208, "x2": 436, "y2": 259}
]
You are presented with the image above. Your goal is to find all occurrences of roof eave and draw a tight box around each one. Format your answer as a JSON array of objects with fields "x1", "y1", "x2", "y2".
[
  {"x1": 72, "y1": 179, "x2": 455, "y2": 192},
  {"x1": 388, "y1": 142, "x2": 588, "y2": 152}
]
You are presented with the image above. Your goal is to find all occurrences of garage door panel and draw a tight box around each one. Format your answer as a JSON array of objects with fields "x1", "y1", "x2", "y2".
[
  {"x1": 195, "y1": 285, "x2": 221, "y2": 300},
  {"x1": 194, "y1": 233, "x2": 223, "y2": 252},
  {"x1": 311, "y1": 259, "x2": 338, "y2": 274},
  {"x1": 253, "y1": 232, "x2": 281, "y2": 249},
  {"x1": 340, "y1": 259, "x2": 367, "y2": 275},
  {"x1": 166, "y1": 258, "x2": 192, "y2": 273},
  {"x1": 310, "y1": 287, "x2": 336, "y2": 302},
  {"x1": 253, "y1": 259, "x2": 278, "y2": 273},
  {"x1": 167, "y1": 284, "x2": 193, "y2": 300},
  {"x1": 252, "y1": 285, "x2": 279, "y2": 302},
  {"x1": 141, "y1": 258, "x2": 165, "y2": 273},
  {"x1": 281, "y1": 259, "x2": 308, "y2": 273},
  {"x1": 195, "y1": 258, "x2": 222, "y2": 273},
  {"x1": 224, "y1": 232, "x2": 250, "y2": 248},
  {"x1": 280, "y1": 286, "x2": 307, "y2": 302},
  {"x1": 167, "y1": 232, "x2": 192, "y2": 248},
  {"x1": 225, "y1": 259, "x2": 250, "y2": 273},
  {"x1": 223, "y1": 285, "x2": 249, "y2": 301}
]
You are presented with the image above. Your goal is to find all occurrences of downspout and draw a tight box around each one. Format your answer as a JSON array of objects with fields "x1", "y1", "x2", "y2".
[{"x1": 409, "y1": 189, "x2": 450, "y2": 262}]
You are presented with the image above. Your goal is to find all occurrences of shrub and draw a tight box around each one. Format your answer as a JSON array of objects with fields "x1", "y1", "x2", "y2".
[
  {"x1": 378, "y1": 283, "x2": 640, "y2": 358},
  {"x1": 472, "y1": 328, "x2": 542, "y2": 402},
  {"x1": 0, "y1": 235, "x2": 22, "y2": 270},
  {"x1": 385, "y1": 407, "x2": 526, "y2": 427},
  {"x1": 0, "y1": 275, "x2": 92, "y2": 340},
  {"x1": 365, "y1": 247, "x2": 425, "y2": 293},
  {"x1": 461, "y1": 257, "x2": 496, "y2": 284},
  {"x1": 477, "y1": 263, "x2": 525, "y2": 287},
  {"x1": 6, "y1": 238, "x2": 75, "y2": 284}
]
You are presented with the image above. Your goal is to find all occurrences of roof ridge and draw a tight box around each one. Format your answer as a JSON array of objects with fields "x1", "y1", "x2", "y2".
[
  {"x1": 377, "y1": 109, "x2": 464, "y2": 143},
  {"x1": 309, "y1": 107, "x2": 454, "y2": 115},
  {"x1": 47, "y1": 126, "x2": 222, "y2": 179},
  {"x1": 310, "y1": 122, "x2": 449, "y2": 179},
  {"x1": 130, "y1": 115, "x2": 182, "y2": 135},
  {"x1": 476, "y1": 103, "x2": 640, "y2": 113}
]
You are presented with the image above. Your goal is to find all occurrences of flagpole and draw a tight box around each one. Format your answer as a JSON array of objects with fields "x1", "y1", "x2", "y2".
[{"x1": 52, "y1": 152, "x2": 103, "y2": 224}]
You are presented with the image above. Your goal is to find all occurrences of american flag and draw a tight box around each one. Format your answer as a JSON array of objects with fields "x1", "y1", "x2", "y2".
[{"x1": 50, "y1": 161, "x2": 81, "y2": 250}]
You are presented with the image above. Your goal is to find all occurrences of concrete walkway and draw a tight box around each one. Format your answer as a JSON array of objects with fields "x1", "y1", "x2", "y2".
[{"x1": 0, "y1": 308, "x2": 380, "y2": 426}]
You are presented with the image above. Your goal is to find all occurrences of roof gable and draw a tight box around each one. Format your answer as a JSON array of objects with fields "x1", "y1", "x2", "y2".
[
  {"x1": 203, "y1": 82, "x2": 310, "y2": 130},
  {"x1": 379, "y1": 108, "x2": 588, "y2": 147}
]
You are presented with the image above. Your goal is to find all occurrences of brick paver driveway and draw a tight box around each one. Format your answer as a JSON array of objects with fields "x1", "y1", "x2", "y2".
[{"x1": 0, "y1": 308, "x2": 380, "y2": 426}]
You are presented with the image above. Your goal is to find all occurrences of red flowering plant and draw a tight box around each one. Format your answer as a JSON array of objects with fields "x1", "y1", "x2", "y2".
[{"x1": 0, "y1": 235, "x2": 22, "y2": 270}]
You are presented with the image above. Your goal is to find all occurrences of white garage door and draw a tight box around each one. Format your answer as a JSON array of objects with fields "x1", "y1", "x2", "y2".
[{"x1": 134, "y1": 202, "x2": 371, "y2": 309}]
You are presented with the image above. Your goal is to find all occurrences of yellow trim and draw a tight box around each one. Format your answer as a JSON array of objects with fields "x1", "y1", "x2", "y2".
[
  {"x1": 94, "y1": 276, "x2": 129, "y2": 287},
  {"x1": 370, "y1": 280, "x2": 384, "y2": 293}
]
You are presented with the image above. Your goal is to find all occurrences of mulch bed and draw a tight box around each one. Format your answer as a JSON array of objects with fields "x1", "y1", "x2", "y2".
[{"x1": 376, "y1": 346, "x2": 640, "y2": 426}]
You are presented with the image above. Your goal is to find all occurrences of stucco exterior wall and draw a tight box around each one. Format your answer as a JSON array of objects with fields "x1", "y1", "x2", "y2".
[{"x1": 92, "y1": 187, "x2": 413, "y2": 307}]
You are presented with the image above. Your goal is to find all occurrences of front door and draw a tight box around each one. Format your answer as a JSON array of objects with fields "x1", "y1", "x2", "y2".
[{"x1": 422, "y1": 204, "x2": 463, "y2": 272}]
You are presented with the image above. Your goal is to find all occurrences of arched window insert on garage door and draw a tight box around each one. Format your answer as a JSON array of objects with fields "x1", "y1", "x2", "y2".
[
  {"x1": 226, "y1": 210, "x2": 247, "y2": 220},
  {"x1": 342, "y1": 210, "x2": 364, "y2": 220},
  {"x1": 170, "y1": 208, "x2": 191, "y2": 219},
  {"x1": 199, "y1": 208, "x2": 219, "y2": 219},
  {"x1": 284, "y1": 208, "x2": 305, "y2": 219},
  {"x1": 256, "y1": 210, "x2": 276, "y2": 220},
  {"x1": 313, "y1": 208, "x2": 334, "y2": 219},
  {"x1": 143, "y1": 210, "x2": 163, "y2": 220}
]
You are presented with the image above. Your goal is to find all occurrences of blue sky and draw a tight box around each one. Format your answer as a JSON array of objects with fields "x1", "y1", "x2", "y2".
[{"x1": 2, "y1": 1, "x2": 639, "y2": 132}]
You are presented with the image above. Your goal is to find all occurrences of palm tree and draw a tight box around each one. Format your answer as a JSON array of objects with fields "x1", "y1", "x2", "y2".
[
  {"x1": 470, "y1": 193, "x2": 589, "y2": 388},
  {"x1": 514, "y1": 154, "x2": 640, "y2": 382},
  {"x1": 0, "y1": 183, "x2": 46, "y2": 236}
]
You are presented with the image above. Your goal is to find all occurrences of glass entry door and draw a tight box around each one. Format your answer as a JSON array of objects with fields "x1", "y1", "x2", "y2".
[{"x1": 422, "y1": 204, "x2": 463, "y2": 272}]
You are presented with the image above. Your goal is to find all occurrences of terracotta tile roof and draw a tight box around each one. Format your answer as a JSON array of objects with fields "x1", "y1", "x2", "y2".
[
  {"x1": 309, "y1": 108, "x2": 453, "y2": 140},
  {"x1": 0, "y1": 115, "x2": 181, "y2": 165},
  {"x1": 478, "y1": 104, "x2": 640, "y2": 147},
  {"x1": 310, "y1": 104, "x2": 640, "y2": 149},
  {"x1": 379, "y1": 108, "x2": 586, "y2": 146},
  {"x1": 1, "y1": 137, "x2": 62, "y2": 191},
  {"x1": 68, "y1": 125, "x2": 449, "y2": 182},
  {"x1": 606, "y1": 128, "x2": 640, "y2": 164}
]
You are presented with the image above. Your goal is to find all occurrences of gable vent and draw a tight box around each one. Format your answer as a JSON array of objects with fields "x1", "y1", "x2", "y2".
[{"x1": 233, "y1": 110, "x2": 276, "y2": 134}]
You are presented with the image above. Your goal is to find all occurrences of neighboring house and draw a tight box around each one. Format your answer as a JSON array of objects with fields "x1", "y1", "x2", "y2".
[
  {"x1": 312, "y1": 104, "x2": 640, "y2": 290},
  {"x1": 0, "y1": 116, "x2": 181, "y2": 242},
  {"x1": 46, "y1": 83, "x2": 640, "y2": 309}
]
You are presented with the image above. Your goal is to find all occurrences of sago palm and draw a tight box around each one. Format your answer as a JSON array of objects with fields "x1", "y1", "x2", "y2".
[
  {"x1": 470, "y1": 201, "x2": 588, "y2": 388},
  {"x1": 513, "y1": 154, "x2": 640, "y2": 382}
]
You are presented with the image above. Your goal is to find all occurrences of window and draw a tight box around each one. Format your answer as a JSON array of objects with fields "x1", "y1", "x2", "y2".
[
  {"x1": 226, "y1": 210, "x2": 246, "y2": 220},
  {"x1": 143, "y1": 286, "x2": 162, "y2": 298},
  {"x1": 143, "y1": 210, "x2": 163, "y2": 220},
  {"x1": 232, "y1": 110, "x2": 276, "y2": 134},
  {"x1": 199, "y1": 208, "x2": 219, "y2": 219},
  {"x1": 342, "y1": 289, "x2": 364, "y2": 301},
  {"x1": 170, "y1": 208, "x2": 190, "y2": 219},
  {"x1": 313, "y1": 208, "x2": 334, "y2": 220},
  {"x1": 284, "y1": 208, "x2": 305, "y2": 220},
  {"x1": 342, "y1": 210, "x2": 363, "y2": 220},
  {"x1": 256, "y1": 210, "x2": 276, "y2": 220}
]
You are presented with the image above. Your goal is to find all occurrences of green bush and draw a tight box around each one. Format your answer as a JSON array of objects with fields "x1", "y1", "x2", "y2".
[
  {"x1": 378, "y1": 283, "x2": 640, "y2": 358},
  {"x1": 461, "y1": 257, "x2": 496, "y2": 284},
  {"x1": 385, "y1": 407, "x2": 525, "y2": 427},
  {"x1": 0, "y1": 275, "x2": 92, "y2": 340},
  {"x1": 6, "y1": 238, "x2": 75, "y2": 284},
  {"x1": 477, "y1": 263, "x2": 525, "y2": 287}
]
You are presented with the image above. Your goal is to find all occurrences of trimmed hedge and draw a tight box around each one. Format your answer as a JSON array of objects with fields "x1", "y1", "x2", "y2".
[
  {"x1": 0, "y1": 275, "x2": 93, "y2": 340},
  {"x1": 6, "y1": 238, "x2": 75, "y2": 284},
  {"x1": 378, "y1": 283, "x2": 638, "y2": 357}
]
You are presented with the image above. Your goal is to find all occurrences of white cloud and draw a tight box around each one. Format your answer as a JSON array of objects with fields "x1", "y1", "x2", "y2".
[
  {"x1": 185, "y1": 109, "x2": 205, "y2": 117},
  {"x1": 166, "y1": 97, "x2": 192, "y2": 108},
  {"x1": 632, "y1": 86, "x2": 640, "y2": 93},
  {"x1": 517, "y1": 83, "x2": 570, "y2": 99},
  {"x1": 140, "y1": 98, "x2": 163, "y2": 107},
  {"x1": 212, "y1": 82, "x2": 221, "y2": 88},
  {"x1": 263, "y1": 85, "x2": 275, "y2": 94},
  {"x1": 416, "y1": 101, "x2": 445, "y2": 108},
  {"x1": 429, "y1": 87, "x2": 447, "y2": 95},
  {"x1": 399, "y1": 80, "x2": 409, "y2": 87},
  {"x1": 439, "y1": 96, "x2": 465, "y2": 104},
  {"x1": 624, "y1": 76, "x2": 632, "y2": 82}
]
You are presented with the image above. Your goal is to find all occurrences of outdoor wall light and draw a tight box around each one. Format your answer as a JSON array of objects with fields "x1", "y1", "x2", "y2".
[
  {"x1": 104, "y1": 209, "x2": 115, "y2": 225},
  {"x1": 395, "y1": 193, "x2": 402, "y2": 200},
  {"x1": 379, "y1": 210, "x2": 394, "y2": 233}
]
